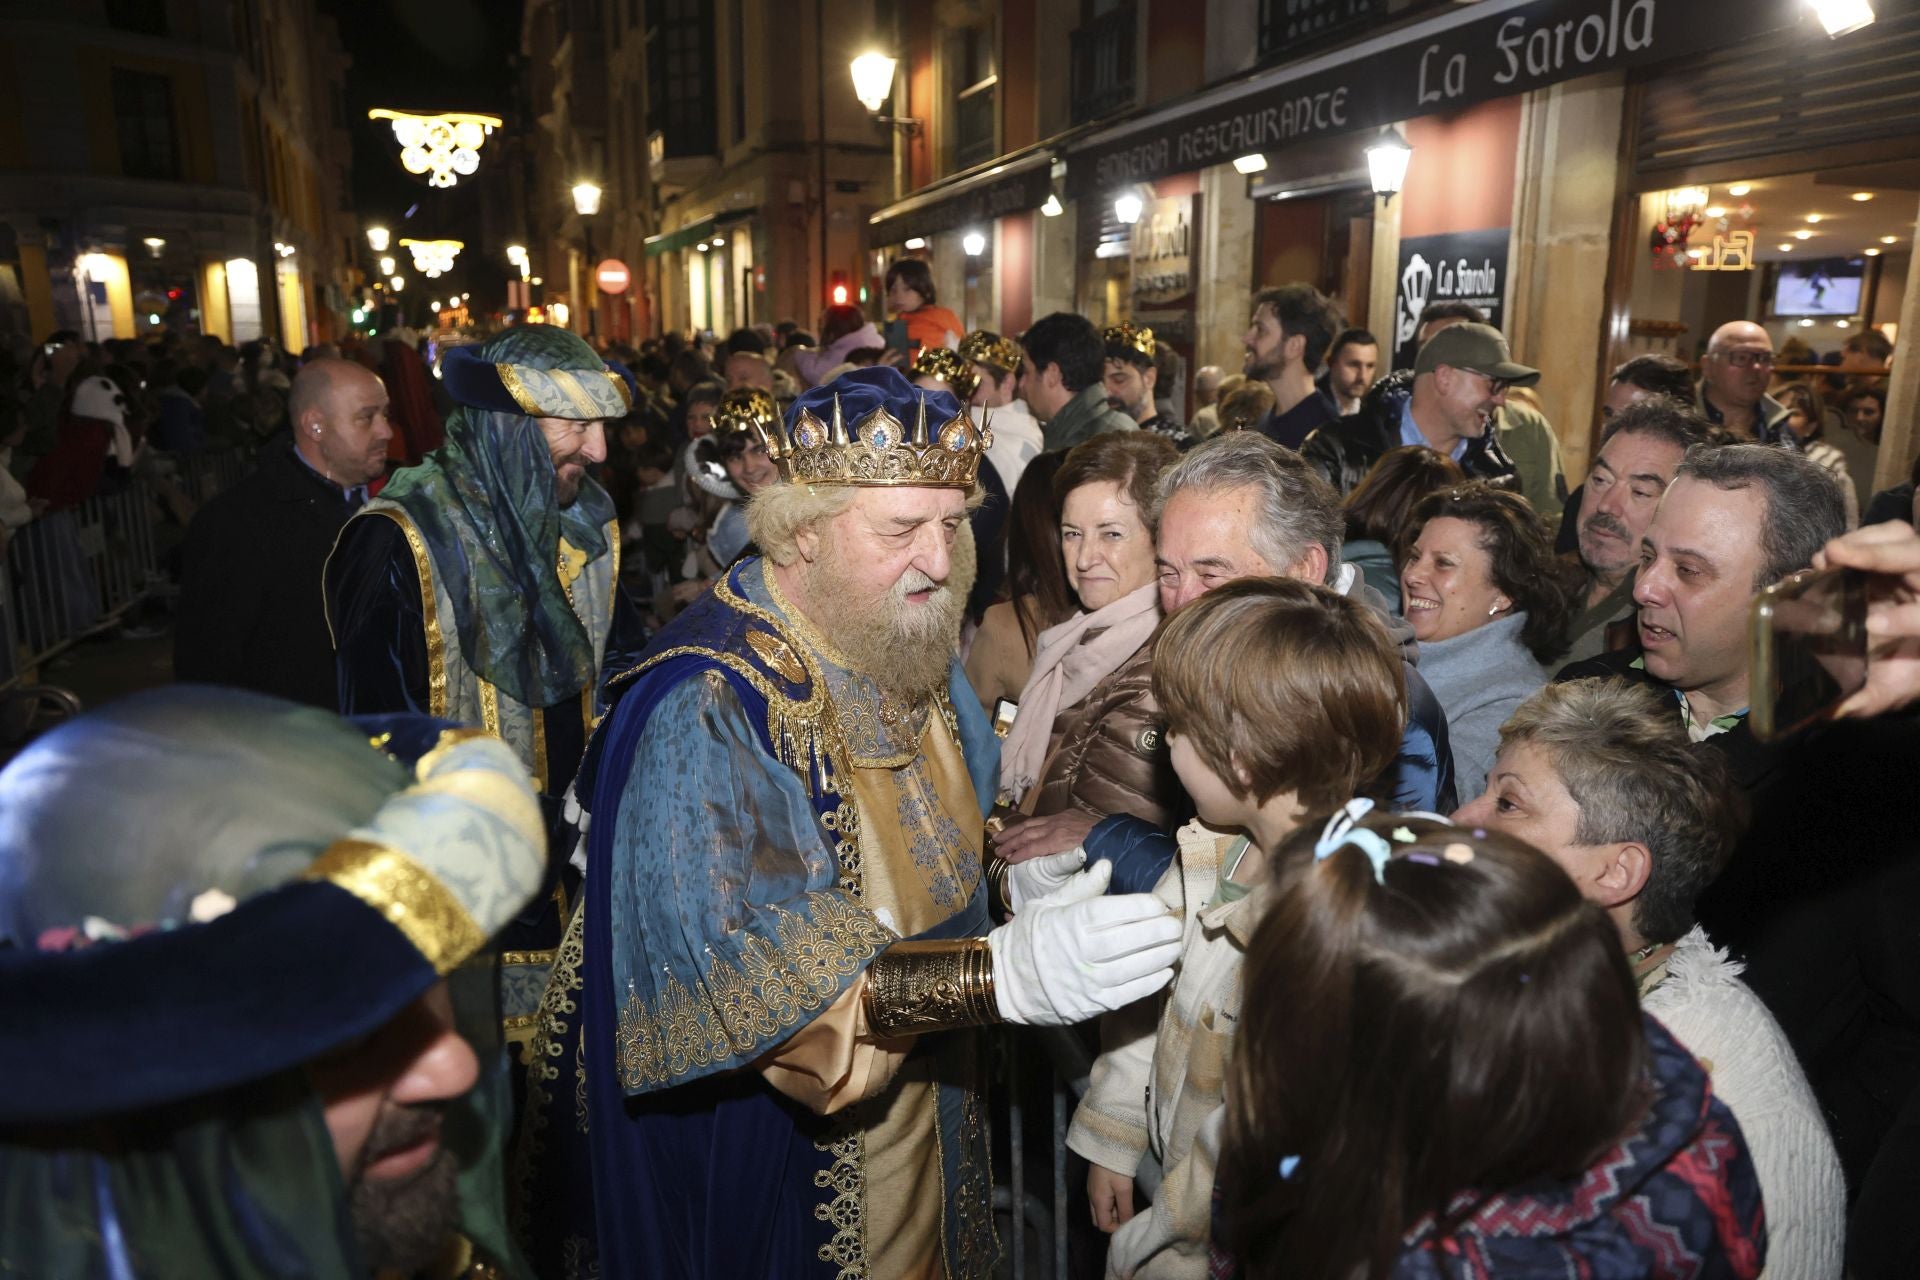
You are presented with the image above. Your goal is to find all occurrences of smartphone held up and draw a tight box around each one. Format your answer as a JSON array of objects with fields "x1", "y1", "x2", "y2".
[{"x1": 1749, "y1": 566, "x2": 1869, "y2": 741}]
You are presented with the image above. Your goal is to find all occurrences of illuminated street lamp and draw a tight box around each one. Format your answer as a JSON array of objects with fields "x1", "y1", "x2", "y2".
[
  {"x1": 366, "y1": 226, "x2": 390, "y2": 253},
  {"x1": 1366, "y1": 127, "x2": 1413, "y2": 203},
  {"x1": 390, "y1": 275, "x2": 405, "y2": 291},
  {"x1": 850, "y1": 52, "x2": 897, "y2": 112},
  {"x1": 378, "y1": 255, "x2": 396, "y2": 276},
  {"x1": 572, "y1": 183, "x2": 603, "y2": 338}
]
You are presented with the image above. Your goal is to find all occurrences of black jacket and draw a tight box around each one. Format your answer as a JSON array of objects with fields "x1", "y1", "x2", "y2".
[
  {"x1": 174, "y1": 442, "x2": 360, "y2": 709},
  {"x1": 1299, "y1": 369, "x2": 1518, "y2": 495}
]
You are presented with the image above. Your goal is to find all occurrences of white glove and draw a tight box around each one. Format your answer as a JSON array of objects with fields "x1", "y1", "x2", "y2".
[
  {"x1": 1007, "y1": 845, "x2": 1087, "y2": 915},
  {"x1": 988, "y1": 860, "x2": 1183, "y2": 1026}
]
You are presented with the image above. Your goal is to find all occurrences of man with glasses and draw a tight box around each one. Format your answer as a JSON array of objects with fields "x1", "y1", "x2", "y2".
[
  {"x1": 1302, "y1": 322, "x2": 1540, "y2": 495},
  {"x1": 1697, "y1": 320, "x2": 1797, "y2": 446}
]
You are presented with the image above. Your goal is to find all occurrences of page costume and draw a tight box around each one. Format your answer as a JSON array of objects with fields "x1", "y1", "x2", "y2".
[{"x1": 0, "y1": 687, "x2": 547, "y2": 1278}]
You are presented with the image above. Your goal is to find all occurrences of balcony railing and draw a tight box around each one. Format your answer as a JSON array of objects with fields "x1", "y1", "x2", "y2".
[
  {"x1": 1070, "y1": 4, "x2": 1137, "y2": 125},
  {"x1": 1258, "y1": 0, "x2": 1386, "y2": 61}
]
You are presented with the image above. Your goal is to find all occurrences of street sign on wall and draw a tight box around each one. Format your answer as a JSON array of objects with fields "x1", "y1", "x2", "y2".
[{"x1": 1391, "y1": 227, "x2": 1511, "y2": 370}]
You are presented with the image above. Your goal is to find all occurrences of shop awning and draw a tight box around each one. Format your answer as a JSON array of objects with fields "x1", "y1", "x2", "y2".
[
  {"x1": 644, "y1": 207, "x2": 758, "y2": 258},
  {"x1": 1064, "y1": 0, "x2": 1802, "y2": 199},
  {"x1": 867, "y1": 148, "x2": 1056, "y2": 247}
]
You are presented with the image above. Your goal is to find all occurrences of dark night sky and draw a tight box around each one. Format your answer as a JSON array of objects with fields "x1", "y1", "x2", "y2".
[{"x1": 319, "y1": 0, "x2": 526, "y2": 308}]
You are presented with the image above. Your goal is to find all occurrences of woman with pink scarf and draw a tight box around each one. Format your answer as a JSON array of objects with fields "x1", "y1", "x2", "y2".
[{"x1": 993, "y1": 431, "x2": 1184, "y2": 867}]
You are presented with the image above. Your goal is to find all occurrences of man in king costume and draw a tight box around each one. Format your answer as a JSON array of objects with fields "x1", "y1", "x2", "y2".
[
  {"x1": 517, "y1": 366, "x2": 1184, "y2": 1279},
  {"x1": 326, "y1": 325, "x2": 650, "y2": 958}
]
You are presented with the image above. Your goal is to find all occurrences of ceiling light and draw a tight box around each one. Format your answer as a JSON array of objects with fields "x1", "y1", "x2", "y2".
[
  {"x1": 1852, "y1": 192, "x2": 1875, "y2": 201},
  {"x1": 1806, "y1": 214, "x2": 1823, "y2": 224},
  {"x1": 1794, "y1": 229, "x2": 1813, "y2": 240},
  {"x1": 1728, "y1": 183, "x2": 1752, "y2": 197},
  {"x1": 695, "y1": 242, "x2": 709, "y2": 252},
  {"x1": 1232, "y1": 153, "x2": 1267, "y2": 175},
  {"x1": 1865, "y1": 247, "x2": 1882, "y2": 256},
  {"x1": 1705, "y1": 205, "x2": 1727, "y2": 218},
  {"x1": 1837, "y1": 319, "x2": 1852, "y2": 328},
  {"x1": 1881, "y1": 235, "x2": 1899, "y2": 244},
  {"x1": 1778, "y1": 244, "x2": 1795, "y2": 252},
  {"x1": 1810, "y1": 0, "x2": 1877, "y2": 38},
  {"x1": 1798, "y1": 317, "x2": 1816, "y2": 328},
  {"x1": 1040, "y1": 194, "x2": 1063, "y2": 217},
  {"x1": 903, "y1": 236, "x2": 927, "y2": 250}
]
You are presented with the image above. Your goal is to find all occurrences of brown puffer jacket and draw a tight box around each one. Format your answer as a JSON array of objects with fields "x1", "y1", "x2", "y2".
[{"x1": 1026, "y1": 634, "x2": 1185, "y2": 830}]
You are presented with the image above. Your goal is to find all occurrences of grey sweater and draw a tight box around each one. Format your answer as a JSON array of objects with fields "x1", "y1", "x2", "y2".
[{"x1": 1416, "y1": 612, "x2": 1552, "y2": 801}]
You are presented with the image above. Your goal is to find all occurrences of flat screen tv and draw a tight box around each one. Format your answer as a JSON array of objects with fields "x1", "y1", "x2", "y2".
[{"x1": 1769, "y1": 257, "x2": 1866, "y2": 318}]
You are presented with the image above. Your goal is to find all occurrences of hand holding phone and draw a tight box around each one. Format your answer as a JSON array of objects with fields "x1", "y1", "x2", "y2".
[
  {"x1": 1749, "y1": 566, "x2": 1868, "y2": 741},
  {"x1": 1811, "y1": 521, "x2": 1920, "y2": 721}
]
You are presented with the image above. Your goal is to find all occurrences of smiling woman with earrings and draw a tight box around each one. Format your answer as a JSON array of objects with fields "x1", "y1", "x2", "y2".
[{"x1": 1397, "y1": 481, "x2": 1576, "y2": 799}]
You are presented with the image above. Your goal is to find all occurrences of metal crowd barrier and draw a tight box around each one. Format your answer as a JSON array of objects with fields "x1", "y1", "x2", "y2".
[
  {"x1": 994, "y1": 1025, "x2": 1094, "y2": 1279},
  {"x1": 0, "y1": 451, "x2": 234, "y2": 742}
]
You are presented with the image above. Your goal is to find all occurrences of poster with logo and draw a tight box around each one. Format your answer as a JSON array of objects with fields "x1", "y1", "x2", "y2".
[{"x1": 1391, "y1": 228, "x2": 1511, "y2": 371}]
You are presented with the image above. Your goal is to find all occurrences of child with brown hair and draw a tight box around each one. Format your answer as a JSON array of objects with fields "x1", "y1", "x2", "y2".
[{"x1": 1067, "y1": 575, "x2": 1407, "y2": 1278}]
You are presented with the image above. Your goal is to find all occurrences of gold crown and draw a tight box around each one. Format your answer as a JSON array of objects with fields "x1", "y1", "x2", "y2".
[
  {"x1": 909, "y1": 346, "x2": 980, "y2": 402},
  {"x1": 1103, "y1": 323, "x2": 1156, "y2": 360},
  {"x1": 714, "y1": 386, "x2": 780, "y2": 438},
  {"x1": 958, "y1": 330, "x2": 1022, "y2": 375},
  {"x1": 751, "y1": 392, "x2": 993, "y2": 489}
]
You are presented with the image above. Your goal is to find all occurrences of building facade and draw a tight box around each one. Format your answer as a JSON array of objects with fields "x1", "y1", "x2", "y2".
[
  {"x1": 0, "y1": 0, "x2": 355, "y2": 351},
  {"x1": 522, "y1": 0, "x2": 898, "y2": 345},
  {"x1": 865, "y1": 0, "x2": 1919, "y2": 490}
]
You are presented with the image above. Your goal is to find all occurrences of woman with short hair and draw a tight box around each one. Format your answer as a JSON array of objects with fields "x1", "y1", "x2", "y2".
[{"x1": 1457, "y1": 678, "x2": 1845, "y2": 1277}]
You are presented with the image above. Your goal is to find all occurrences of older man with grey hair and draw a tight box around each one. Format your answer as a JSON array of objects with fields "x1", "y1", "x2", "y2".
[{"x1": 1151, "y1": 430, "x2": 1456, "y2": 811}]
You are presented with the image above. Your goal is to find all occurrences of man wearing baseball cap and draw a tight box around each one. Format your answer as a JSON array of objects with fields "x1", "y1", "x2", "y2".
[{"x1": 1302, "y1": 322, "x2": 1540, "y2": 495}]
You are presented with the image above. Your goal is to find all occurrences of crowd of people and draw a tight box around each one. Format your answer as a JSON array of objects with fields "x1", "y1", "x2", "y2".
[{"x1": 2, "y1": 259, "x2": 1918, "y2": 1280}]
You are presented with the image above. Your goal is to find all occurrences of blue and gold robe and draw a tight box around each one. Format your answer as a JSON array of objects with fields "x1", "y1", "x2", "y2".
[{"x1": 517, "y1": 557, "x2": 1001, "y2": 1279}]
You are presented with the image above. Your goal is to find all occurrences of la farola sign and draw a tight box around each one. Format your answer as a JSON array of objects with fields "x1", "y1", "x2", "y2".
[{"x1": 1066, "y1": 0, "x2": 1797, "y2": 198}]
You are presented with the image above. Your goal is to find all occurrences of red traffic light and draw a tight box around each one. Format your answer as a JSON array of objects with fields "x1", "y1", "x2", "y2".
[{"x1": 828, "y1": 270, "x2": 849, "y2": 307}]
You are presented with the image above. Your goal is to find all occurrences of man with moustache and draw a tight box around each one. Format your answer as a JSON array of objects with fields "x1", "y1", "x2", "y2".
[
  {"x1": 0, "y1": 686, "x2": 547, "y2": 1277},
  {"x1": 176, "y1": 358, "x2": 393, "y2": 708},
  {"x1": 1562, "y1": 400, "x2": 1721, "y2": 661},
  {"x1": 325, "y1": 326, "x2": 649, "y2": 941},
  {"x1": 1103, "y1": 322, "x2": 1189, "y2": 444},
  {"x1": 518, "y1": 367, "x2": 1183, "y2": 1279}
]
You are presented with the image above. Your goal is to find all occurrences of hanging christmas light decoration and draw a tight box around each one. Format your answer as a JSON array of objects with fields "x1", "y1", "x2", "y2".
[
  {"x1": 369, "y1": 110, "x2": 503, "y2": 188},
  {"x1": 400, "y1": 238, "x2": 463, "y2": 279}
]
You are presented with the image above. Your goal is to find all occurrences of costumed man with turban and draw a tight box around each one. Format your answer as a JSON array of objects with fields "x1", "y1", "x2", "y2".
[
  {"x1": 517, "y1": 367, "x2": 1185, "y2": 1279},
  {"x1": 325, "y1": 326, "x2": 649, "y2": 953},
  {"x1": 0, "y1": 687, "x2": 547, "y2": 1277}
]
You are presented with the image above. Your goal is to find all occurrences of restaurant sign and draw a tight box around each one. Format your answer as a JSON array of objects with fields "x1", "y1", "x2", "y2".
[
  {"x1": 1391, "y1": 228, "x2": 1511, "y2": 371},
  {"x1": 1067, "y1": 0, "x2": 1794, "y2": 198}
]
